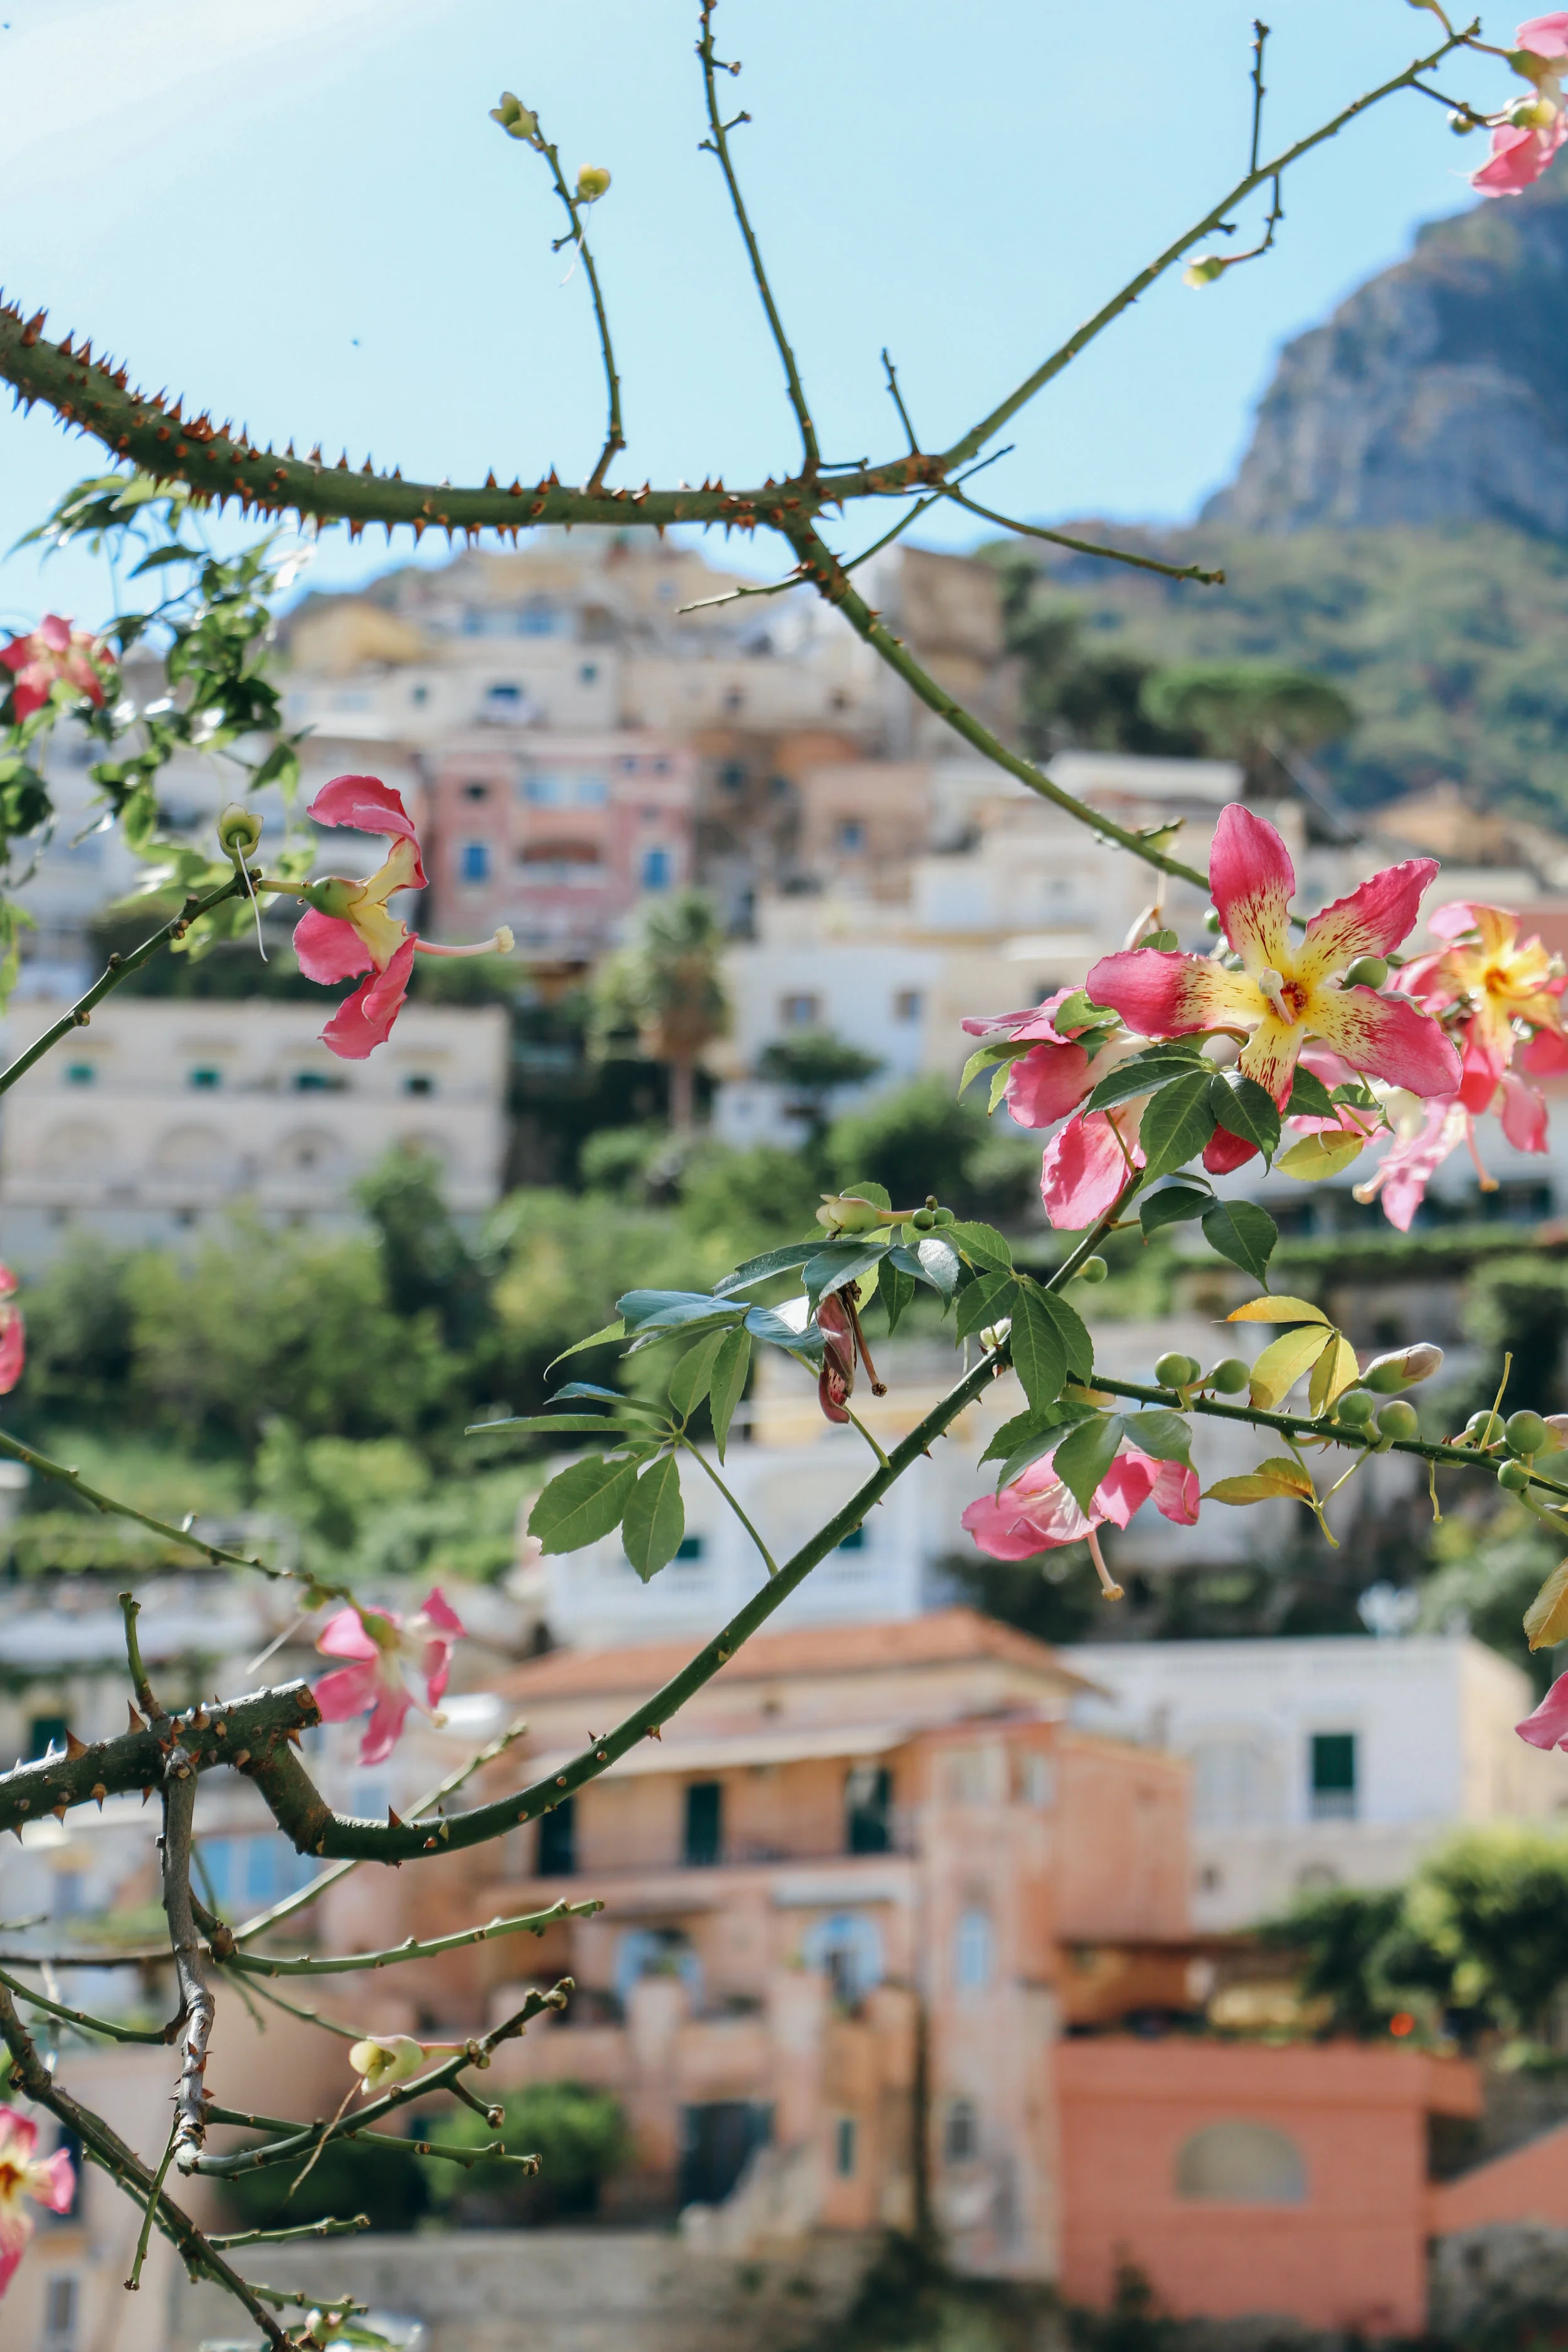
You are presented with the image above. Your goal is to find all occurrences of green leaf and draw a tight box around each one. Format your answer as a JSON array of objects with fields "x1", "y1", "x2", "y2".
[
  {"x1": 1033, "y1": 1287, "x2": 1094, "y2": 1382},
  {"x1": 1084, "y1": 1050, "x2": 1215, "y2": 1115},
  {"x1": 1205, "y1": 1456, "x2": 1317, "y2": 1507},
  {"x1": 128, "y1": 542, "x2": 200, "y2": 576},
  {"x1": 1008, "y1": 1287, "x2": 1068, "y2": 1410},
  {"x1": 618, "y1": 1289, "x2": 736, "y2": 1333},
  {"x1": 804, "y1": 1242, "x2": 887, "y2": 1309},
  {"x1": 980, "y1": 1404, "x2": 1083, "y2": 1467},
  {"x1": 1227, "y1": 1295, "x2": 1330, "y2": 1325},
  {"x1": 1200, "y1": 1199, "x2": 1278, "y2": 1285},
  {"x1": 746, "y1": 1303, "x2": 822, "y2": 1359},
  {"x1": 1052, "y1": 1413, "x2": 1125, "y2": 1514},
  {"x1": 707, "y1": 1327, "x2": 751, "y2": 1463},
  {"x1": 839, "y1": 1179, "x2": 891, "y2": 1210},
  {"x1": 713, "y1": 1244, "x2": 819, "y2": 1297},
  {"x1": 988, "y1": 1060, "x2": 1018, "y2": 1113},
  {"x1": 544, "y1": 1321, "x2": 625, "y2": 1375},
  {"x1": 882, "y1": 1263, "x2": 916, "y2": 1335},
  {"x1": 1275, "y1": 1130, "x2": 1367, "y2": 1182},
  {"x1": 916, "y1": 1236, "x2": 962, "y2": 1298},
  {"x1": 1208, "y1": 1073, "x2": 1281, "y2": 1162},
  {"x1": 960, "y1": 1040, "x2": 1030, "y2": 1098},
  {"x1": 667, "y1": 1327, "x2": 734, "y2": 1421},
  {"x1": 1284, "y1": 1066, "x2": 1336, "y2": 1121},
  {"x1": 1137, "y1": 1069, "x2": 1217, "y2": 1180},
  {"x1": 1249, "y1": 1325, "x2": 1333, "y2": 1411},
  {"x1": 622, "y1": 1455, "x2": 686, "y2": 1581},
  {"x1": 886, "y1": 1244, "x2": 943, "y2": 1290},
  {"x1": 955, "y1": 1270, "x2": 1019, "y2": 1338},
  {"x1": 1139, "y1": 1184, "x2": 1211, "y2": 1237},
  {"x1": 551, "y1": 1382, "x2": 662, "y2": 1411},
  {"x1": 948, "y1": 1221, "x2": 1014, "y2": 1272},
  {"x1": 527, "y1": 1455, "x2": 640, "y2": 1554},
  {"x1": 466, "y1": 1413, "x2": 627, "y2": 1438},
  {"x1": 1121, "y1": 1409, "x2": 1191, "y2": 1465}
]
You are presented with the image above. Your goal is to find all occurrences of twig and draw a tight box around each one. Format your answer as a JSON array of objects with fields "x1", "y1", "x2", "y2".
[
  {"x1": 941, "y1": 486, "x2": 1226, "y2": 586},
  {"x1": 125, "y1": 2115, "x2": 178, "y2": 2290},
  {"x1": 208, "y1": 2214, "x2": 371, "y2": 2249},
  {"x1": 0, "y1": 1965, "x2": 175, "y2": 2045},
  {"x1": 161, "y1": 1746, "x2": 215, "y2": 2172},
  {"x1": 697, "y1": 0, "x2": 820, "y2": 475},
  {"x1": 221, "y1": 1897, "x2": 601, "y2": 1977},
  {"x1": 677, "y1": 1439, "x2": 778, "y2": 1577},
  {"x1": 1249, "y1": 20, "x2": 1269, "y2": 175},
  {"x1": 524, "y1": 120, "x2": 625, "y2": 493},
  {"x1": 0, "y1": 1426, "x2": 295, "y2": 1581},
  {"x1": 119, "y1": 1591, "x2": 163, "y2": 1722},
  {"x1": 881, "y1": 349, "x2": 920, "y2": 453}
]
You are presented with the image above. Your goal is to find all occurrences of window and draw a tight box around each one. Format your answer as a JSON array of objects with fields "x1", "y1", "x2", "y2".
[
  {"x1": 576, "y1": 775, "x2": 608, "y2": 807},
  {"x1": 674, "y1": 1535, "x2": 706, "y2": 1562},
  {"x1": 837, "y1": 820, "x2": 866, "y2": 852},
  {"x1": 894, "y1": 990, "x2": 923, "y2": 1024},
  {"x1": 835, "y1": 2117, "x2": 857, "y2": 2178},
  {"x1": 641, "y1": 846, "x2": 672, "y2": 890},
  {"x1": 538, "y1": 1797, "x2": 576, "y2": 1877},
  {"x1": 460, "y1": 840, "x2": 490, "y2": 883},
  {"x1": 1175, "y1": 2122, "x2": 1306, "y2": 2204},
  {"x1": 522, "y1": 774, "x2": 566, "y2": 805},
  {"x1": 403, "y1": 1074, "x2": 435, "y2": 1096},
  {"x1": 42, "y1": 2273, "x2": 78, "y2": 2351},
  {"x1": 189, "y1": 1067, "x2": 222, "y2": 1089},
  {"x1": 520, "y1": 599, "x2": 559, "y2": 636},
  {"x1": 719, "y1": 761, "x2": 747, "y2": 793},
  {"x1": 462, "y1": 780, "x2": 490, "y2": 802},
  {"x1": 802, "y1": 1911, "x2": 884, "y2": 2005},
  {"x1": 944, "y1": 2100, "x2": 978, "y2": 2164},
  {"x1": 1017, "y1": 1752, "x2": 1056, "y2": 1808},
  {"x1": 955, "y1": 1909, "x2": 994, "y2": 1991},
  {"x1": 197, "y1": 1835, "x2": 317, "y2": 1910},
  {"x1": 845, "y1": 1764, "x2": 892, "y2": 1855},
  {"x1": 580, "y1": 662, "x2": 599, "y2": 684},
  {"x1": 292, "y1": 1070, "x2": 346, "y2": 1093},
  {"x1": 485, "y1": 681, "x2": 524, "y2": 706},
  {"x1": 1310, "y1": 1732, "x2": 1357, "y2": 1820},
  {"x1": 1190, "y1": 1735, "x2": 1279, "y2": 1830},
  {"x1": 64, "y1": 1064, "x2": 93, "y2": 1086},
  {"x1": 410, "y1": 684, "x2": 428, "y2": 706},
  {"x1": 780, "y1": 992, "x2": 820, "y2": 1028},
  {"x1": 684, "y1": 1781, "x2": 723, "y2": 1868},
  {"x1": 28, "y1": 1717, "x2": 68, "y2": 1762},
  {"x1": 836, "y1": 1525, "x2": 866, "y2": 1552}
]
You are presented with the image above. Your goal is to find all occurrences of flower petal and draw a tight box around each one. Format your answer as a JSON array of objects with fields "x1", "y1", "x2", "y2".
[
  {"x1": 1202, "y1": 1126, "x2": 1259, "y2": 1175},
  {"x1": 1518, "y1": 14, "x2": 1568, "y2": 61},
  {"x1": 1086, "y1": 949, "x2": 1256, "y2": 1039},
  {"x1": 1472, "y1": 118, "x2": 1565, "y2": 195},
  {"x1": 316, "y1": 1606, "x2": 381, "y2": 1661},
  {"x1": 1209, "y1": 803, "x2": 1295, "y2": 972},
  {"x1": 294, "y1": 908, "x2": 374, "y2": 985},
  {"x1": 1497, "y1": 1071, "x2": 1549, "y2": 1153},
  {"x1": 309, "y1": 775, "x2": 428, "y2": 889},
  {"x1": 27, "y1": 2149, "x2": 75, "y2": 2216},
  {"x1": 1096, "y1": 1451, "x2": 1160, "y2": 1529},
  {"x1": 1004, "y1": 1039, "x2": 1093, "y2": 1130},
  {"x1": 1041, "y1": 1110, "x2": 1140, "y2": 1230},
  {"x1": 1353, "y1": 1098, "x2": 1464, "y2": 1233},
  {"x1": 312, "y1": 1660, "x2": 383, "y2": 1722},
  {"x1": 358, "y1": 1682, "x2": 415, "y2": 1766},
  {"x1": 1237, "y1": 1010, "x2": 1306, "y2": 1108},
  {"x1": 1518, "y1": 1670, "x2": 1568, "y2": 1750},
  {"x1": 0, "y1": 1308, "x2": 25, "y2": 1399},
  {"x1": 0, "y1": 2110, "x2": 38, "y2": 2164},
  {"x1": 320, "y1": 935, "x2": 416, "y2": 1060},
  {"x1": 1308, "y1": 986, "x2": 1463, "y2": 1098},
  {"x1": 0, "y1": 2204, "x2": 31, "y2": 2296},
  {"x1": 418, "y1": 1587, "x2": 467, "y2": 1639},
  {"x1": 1523, "y1": 1025, "x2": 1568, "y2": 1078},
  {"x1": 1151, "y1": 1459, "x2": 1202, "y2": 1524},
  {"x1": 1296, "y1": 859, "x2": 1440, "y2": 985}
]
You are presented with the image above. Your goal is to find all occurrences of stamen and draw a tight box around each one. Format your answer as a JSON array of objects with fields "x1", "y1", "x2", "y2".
[
  {"x1": 415, "y1": 928, "x2": 516, "y2": 959},
  {"x1": 1087, "y1": 1528, "x2": 1124, "y2": 1602},
  {"x1": 1463, "y1": 1115, "x2": 1499, "y2": 1193},
  {"x1": 1256, "y1": 968, "x2": 1291, "y2": 1023}
]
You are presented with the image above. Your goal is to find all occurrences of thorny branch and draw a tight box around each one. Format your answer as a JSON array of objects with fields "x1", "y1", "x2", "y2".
[{"x1": 159, "y1": 1745, "x2": 215, "y2": 2173}]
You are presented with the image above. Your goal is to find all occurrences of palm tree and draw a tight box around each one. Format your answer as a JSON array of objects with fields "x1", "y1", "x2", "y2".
[{"x1": 593, "y1": 890, "x2": 730, "y2": 1133}]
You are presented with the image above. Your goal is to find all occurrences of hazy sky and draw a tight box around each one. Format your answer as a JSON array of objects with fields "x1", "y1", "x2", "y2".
[{"x1": 0, "y1": 0, "x2": 1526, "y2": 626}]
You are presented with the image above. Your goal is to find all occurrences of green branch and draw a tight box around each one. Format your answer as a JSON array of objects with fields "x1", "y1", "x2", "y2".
[{"x1": 218, "y1": 1896, "x2": 601, "y2": 1976}]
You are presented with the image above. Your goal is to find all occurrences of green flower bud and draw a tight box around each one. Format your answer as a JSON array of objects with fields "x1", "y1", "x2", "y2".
[
  {"x1": 1077, "y1": 1255, "x2": 1109, "y2": 1284},
  {"x1": 1343, "y1": 956, "x2": 1389, "y2": 990},
  {"x1": 1377, "y1": 1399, "x2": 1420, "y2": 1444},
  {"x1": 979, "y1": 1318, "x2": 1012, "y2": 1352},
  {"x1": 1448, "y1": 108, "x2": 1478, "y2": 133},
  {"x1": 1154, "y1": 1351, "x2": 1199, "y2": 1390},
  {"x1": 217, "y1": 803, "x2": 263, "y2": 861},
  {"x1": 1540, "y1": 1414, "x2": 1568, "y2": 1453},
  {"x1": 930, "y1": 1206, "x2": 956, "y2": 1228},
  {"x1": 299, "y1": 876, "x2": 361, "y2": 920},
  {"x1": 1466, "y1": 1410, "x2": 1506, "y2": 1448},
  {"x1": 1184, "y1": 255, "x2": 1227, "y2": 289},
  {"x1": 1508, "y1": 92, "x2": 1558, "y2": 129},
  {"x1": 816, "y1": 1195, "x2": 882, "y2": 1236},
  {"x1": 490, "y1": 92, "x2": 539, "y2": 139},
  {"x1": 1202, "y1": 907, "x2": 1222, "y2": 935},
  {"x1": 1335, "y1": 1389, "x2": 1377, "y2": 1429},
  {"x1": 911, "y1": 1207, "x2": 936, "y2": 1231},
  {"x1": 1361, "y1": 1344, "x2": 1444, "y2": 1393},
  {"x1": 1498, "y1": 1456, "x2": 1533, "y2": 1492},
  {"x1": 1506, "y1": 1411, "x2": 1550, "y2": 1459},
  {"x1": 1207, "y1": 1357, "x2": 1250, "y2": 1394},
  {"x1": 576, "y1": 165, "x2": 612, "y2": 203}
]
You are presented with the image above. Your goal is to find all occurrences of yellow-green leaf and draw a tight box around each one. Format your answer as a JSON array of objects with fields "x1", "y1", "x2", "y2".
[
  {"x1": 1205, "y1": 1455, "x2": 1317, "y2": 1506},
  {"x1": 1275, "y1": 1131, "x2": 1367, "y2": 1182},
  {"x1": 1250, "y1": 1324, "x2": 1333, "y2": 1411},
  {"x1": 1525, "y1": 1558, "x2": 1568, "y2": 1651},
  {"x1": 1308, "y1": 1332, "x2": 1360, "y2": 1419},
  {"x1": 1227, "y1": 1296, "x2": 1330, "y2": 1326}
]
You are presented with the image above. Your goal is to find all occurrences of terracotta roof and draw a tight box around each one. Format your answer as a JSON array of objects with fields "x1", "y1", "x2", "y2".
[{"x1": 496, "y1": 1607, "x2": 1092, "y2": 1703}]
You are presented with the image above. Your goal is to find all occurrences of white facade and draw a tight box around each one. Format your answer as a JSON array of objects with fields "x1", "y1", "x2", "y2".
[
  {"x1": 1069, "y1": 1633, "x2": 1564, "y2": 1930},
  {"x1": 0, "y1": 995, "x2": 508, "y2": 1258}
]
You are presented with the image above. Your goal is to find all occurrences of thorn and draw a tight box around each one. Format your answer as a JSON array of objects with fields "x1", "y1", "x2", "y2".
[
  {"x1": 92, "y1": 1784, "x2": 107, "y2": 1809},
  {"x1": 128, "y1": 1703, "x2": 146, "y2": 1734},
  {"x1": 388, "y1": 1806, "x2": 404, "y2": 1828},
  {"x1": 65, "y1": 1730, "x2": 88, "y2": 1761},
  {"x1": 141, "y1": 1788, "x2": 152, "y2": 1806}
]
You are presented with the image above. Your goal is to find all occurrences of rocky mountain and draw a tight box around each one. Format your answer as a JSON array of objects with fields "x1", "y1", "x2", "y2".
[{"x1": 1205, "y1": 162, "x2": 1568, "y2": 535}]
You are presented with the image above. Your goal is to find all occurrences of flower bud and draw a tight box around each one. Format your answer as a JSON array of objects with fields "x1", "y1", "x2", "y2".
[
  {"x1": 1448, "y1": 109, "x2": 1478, "y2": 134},
  {"x1": 1507, "y1": 93, "x2": 1558, "y2": 129},
  {"x1": 299, "y1": 876, "x2": 361, "y2": 920},
  {"x1": 1076, "y1": 1255, "x2": 1109, "y2": 1283},
  {"x1": 217, "y1": 803, "x2": 263, "y2": 861},
  {"x1": 576, "y1": 165, "x2": 612, "y2": 203},
  {"x1": 1343, "y1": 956, "x2": 1389, "y2": 990},
  {"x1": 979, "y1": 1318, "x2": 1012, "y2": 1352},
  {"x1": 349, "y1": 2035, "x2": 427, "y2": 2095},
  {"x1": 1360, "y1": 1343, "x2": 1444, "y2": 1393},
  {"x1": 1377, "y1": 1399, "x2": 1420, "y2": 1444},
  {"x1": 1207, "y1": 1357, "x2": 1249, "y2": 1394},
  {"x1": 490, "y1": 92, "x2": 539, "y2": 139},
  {"x1": 1498, "y1": 1456, "x2": 1533, "y2": 1493},
  {"x1": 817, "y1": 1194, "x2": 883, "y2": 1237},
  {"x1": 1506, "y1": 1410, "x2": 1551, "y2": 1458},
  {"x1": 1540, "y1": 1414, "x2": 1568, "y2": 1453},
  {"x1": 1155, "y1": 1350, "x2": 1199, "y2": 1390},
  {"x1": 1183, "y1": 255, "x2": 1227, "y2": 289}
]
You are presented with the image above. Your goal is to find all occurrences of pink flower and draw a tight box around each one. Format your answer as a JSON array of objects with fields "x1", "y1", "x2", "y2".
[
  {"x1": 1041, "y1": 1105, "x2": 1143, "y2": 1229},
  {"x1": 1518, "y1": 1670, "x2": 1568, "y2": 1752},
  {"x1": 312, "y1": 1588, "x2": 467, "y2": 1765},
  {"x1": 1473, "y1": 15, "x2": 1568, "y2": 194},
  {"x1": 960, "y1": 988, "x2": 1098, "y2": 1129},
  {"x1": 1089, "y1": 805, "x2": 1459, "y2": 1112},
  {"x1": 0, "y1": 2107, "x2": 73, "y2": 2296},
  {"x1": 0, "y1": 615, "x2": 112, "y2": 723},
  {"x1": 0, "y1": 1267, "x2": 24, "y2": 1397},
  {"x1": 295, "y1": 776, "x2": 513, "y2": 1059},
  {"x1": 961, "y1": 1441, "x2": 1199, "y2": 1560}
]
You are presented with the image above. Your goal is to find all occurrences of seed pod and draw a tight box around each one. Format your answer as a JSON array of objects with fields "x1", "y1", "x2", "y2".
[
  {"x1": 1361, "y1": 1343, "x2": 1444, "y2": 1393},
  {"x1": 1506, "y1": 1411, "x2": 1551, "y2": 1459},
  {"x1": 576, "y1": 165, "x2": 612, "y2": 202},
  {"x1": 1154, "y1": 1351, "x2": 1199, "y2": 1390},
  {"x1": 1206, "y1": 1358, "x2": 1249, "y2": 1395},
  {"x1": 1335, "y1": 1389, "x2": 1377, "y2": 1428},
  {"x1": 1343, "y1": 956, "x2": 1389, "y2": 990},
  {"x1": 1377, "y1": 1399, "x2": 1420, "y2": 1444},
  {"x1": 1499, "y1": 1457, "x2": 1533, "y2": 1492},
  {"x1": 1077, "y1": 1256, "x2": 1108, "y2": 1284}
]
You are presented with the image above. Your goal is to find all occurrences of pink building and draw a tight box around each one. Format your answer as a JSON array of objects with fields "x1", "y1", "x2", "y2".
[{"x1": 425, "y1": 730, "x2": 696, "y2": 961}]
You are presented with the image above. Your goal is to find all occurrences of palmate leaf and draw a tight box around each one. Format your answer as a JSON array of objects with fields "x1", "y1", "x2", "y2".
[
  {"x1": 1274, "y1": 1130, "x2": 1367, "y2": 1182},
  {"x1": 882, "y1": 1261, "x2": 916, "y2": 1335},
  {"x1": 916, "y1": 1236, "x2": 963, "y2": 1298},
  {"x1": 948, "y1": 1221, "x2": 1014, "y2": 1272},
  {"x1": 528, "y1": 1454, "x2": 640, "y2": 1554},
  {"x1": 667, "y1": 1326, "x2": 734, "y2": 1420},
  {"x1": 803, "y1": 1242, "x2": 887, "y2": 1310},
  {"x1": 955, "y1": 1270, "x2": 1019, "y2": 1339},
  {"x1": 1285, "y1": 1066, "x2": 1336, "y2": 1121},
  {"x1": 1033, "y1": 1286, "x2": 1093, "y2": 1383},
  {"x1": 1120, "y1": 1408, "x2": 1191, "y2": 1464},
  {"x1": 1008, "y1": 1286, "x2": 1067, "y2": 1410},
  {"x1": 1249, "y1": 1325, "x2": 1333, "y2": 1411},
  {"x1": 1525, "y1": 1559, "x2": 1568, "y2": 1651},
  {"x1": 713, "y1": 1243, "x2": 820, "y2": 1297},
  {"x1": 960, "y1": 1039, "x2": 1031, "y2": 1098},
  {"x1": 1140, "y1": 1183, "x2": 1211, "y2": 1237},
  {"x1": 545, "y1": 1320, "x2": 626, "y2": 1375},
  {"x1": 1308, "y1": 1332, "x2": 1360, "y2": 1419},
  {"x1": 1227, "y1": 1296, "x2": 1329, "y2": 1325},
  {"x1": 1208, "y1": 1072, "x2": 1281, "y2": 1163},
  {"x1": 465, "y1": 1413, "x2": 629, "y2": 1439},
  {"x1": 1083, "y1": 1045, "x2": 1207, "y2": 1114}
]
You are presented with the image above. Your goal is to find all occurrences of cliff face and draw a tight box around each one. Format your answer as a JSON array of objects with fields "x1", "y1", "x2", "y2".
[{"x1": 1205, "y1": 166, "x2": 1568, "y2": 534}]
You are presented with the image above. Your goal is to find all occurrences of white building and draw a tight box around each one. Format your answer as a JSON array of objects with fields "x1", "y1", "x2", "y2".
[
  {"x1": 0, "y1": 995, "x2": 508, "y2": 1259},
  {"x1": 1069, "y1": 1633, "x2": 1563, "y2": 1931}
]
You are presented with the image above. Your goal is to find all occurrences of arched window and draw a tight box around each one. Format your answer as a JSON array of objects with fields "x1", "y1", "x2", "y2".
[
  {"x1": 954, "y1": 1909, "x2": 994, "y2": 1991},
  {"x1": 1174, "y1": 2122, "x2": 1306, "y2": 2203},
  {"x1": 802, "y1": 1910, "x2": 884, "y2": 2005}
]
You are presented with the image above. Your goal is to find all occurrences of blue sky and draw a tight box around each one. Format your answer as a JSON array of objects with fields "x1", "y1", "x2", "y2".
[{"x1": 0, "y1": 0, "x2": 1525, "y2": 627}]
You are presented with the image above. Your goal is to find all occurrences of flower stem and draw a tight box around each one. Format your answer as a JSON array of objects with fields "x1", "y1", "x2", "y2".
[{"x1": 678, "y1": 1438, "x2": 780, "y2": 1577}]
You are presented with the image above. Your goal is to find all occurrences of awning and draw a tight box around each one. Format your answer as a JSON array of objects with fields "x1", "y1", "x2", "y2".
[{"x1": 520, "y1": 1722, "x2": 911, "y2": 1784}]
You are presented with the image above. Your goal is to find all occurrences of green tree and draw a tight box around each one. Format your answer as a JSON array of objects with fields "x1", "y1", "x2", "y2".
[
  {"x1": 358, "y1": 1148, "x2": 492, "y2": 1352},
  {"x1": 593, "y1": 889, "x2": 730, "y2": 1133},
  {"x1": 1409, "y1": 1825, "x2": 1568, "y2": 2038},
  {"x1": 1138, "y1": 663, "x2": 1355, "y2": 788},
  {"x1": 419, "y1": 2081, "x2": 627, "y2": 2223},
  {"x1": 1255, "y1": 1887, "x2": 1443, "y2": 2037},
  {"x1": 756, "y1": 1028, "x2": 884, "y2": 1136}
]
